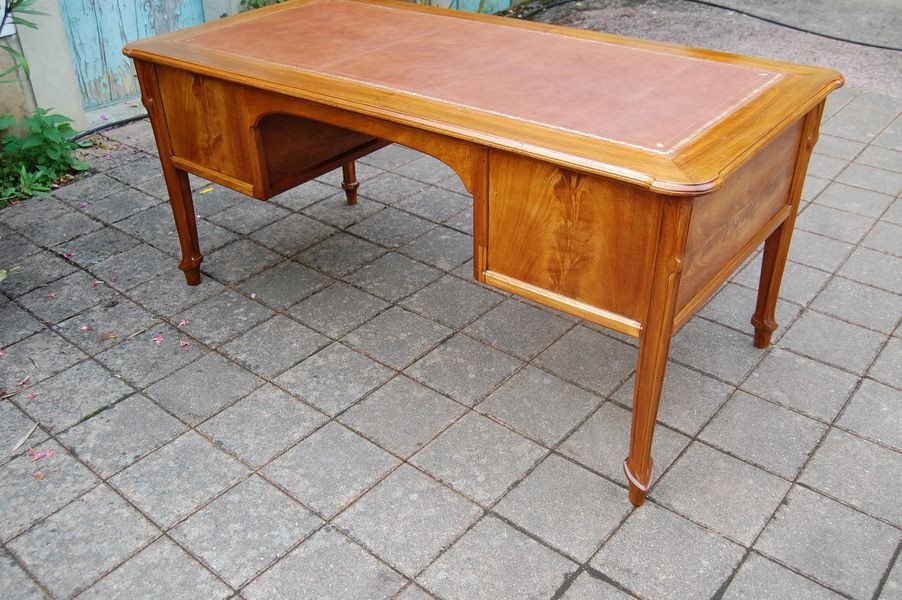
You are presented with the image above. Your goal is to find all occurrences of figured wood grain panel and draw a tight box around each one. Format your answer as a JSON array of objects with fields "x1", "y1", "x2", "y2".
[
  {"x1": 155, "y1": 66, "x2": 255, "y2": 189},
  {"x1": 676, "y1": 120, "x2": 804, "y2": 313},
  {"x1": 486, "y1": 151, "x2": 661, "y2": 323}
]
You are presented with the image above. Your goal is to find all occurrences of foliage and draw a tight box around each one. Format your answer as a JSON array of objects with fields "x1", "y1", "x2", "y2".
[
  {"x1": 238, "y1": 0, "x2": 286, "y2": 12},
  {"x1": 0, "y1": 108, "x2": 90, "y2": 203},
  {"x1": 1, "y1": 0, "x2": 46, "y2": 81}
]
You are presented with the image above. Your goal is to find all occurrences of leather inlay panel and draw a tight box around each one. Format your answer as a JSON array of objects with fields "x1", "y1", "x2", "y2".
[{"x1": 185, "y1": 0, "x2": 780, "y2": 154}]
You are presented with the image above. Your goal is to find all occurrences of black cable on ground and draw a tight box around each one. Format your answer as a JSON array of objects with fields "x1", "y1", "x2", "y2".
[
  {"x1": 512, "y1": 0, "x2": 902, "y2": 52},
  {"x1": 70, "y1": 112, "x2": 149, "y2": 142}
]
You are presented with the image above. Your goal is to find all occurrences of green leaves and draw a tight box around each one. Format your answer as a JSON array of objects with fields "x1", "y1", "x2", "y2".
[{"x1": 0, "y1": 107, "x2": 90, "y2": 204}]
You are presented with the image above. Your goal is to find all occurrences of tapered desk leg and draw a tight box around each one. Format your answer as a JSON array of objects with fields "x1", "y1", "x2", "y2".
[
  {"x1": 625, "y1": 200, "x2": 691, "y2": 506},
  {"x1": 751, "y1": 102, "x2": 824, "y2": 348},
  {"x1": 160, "y1": 162, "x2": 203, "y2": 285},
  {"x1": 341, "y1": 161, "x2": 359, "y2": 205}
]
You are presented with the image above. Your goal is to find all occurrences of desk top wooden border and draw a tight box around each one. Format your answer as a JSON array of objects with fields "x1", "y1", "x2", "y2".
[{"x1": 124, "y1": 0, "x2": 842, "y2": 195}]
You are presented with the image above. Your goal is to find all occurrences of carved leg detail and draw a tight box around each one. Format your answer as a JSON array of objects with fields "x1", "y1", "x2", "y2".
[
  {"x1": 625, "y1": 201, "x2": 691, "y2": 506},
  {"x1": 341, "y1": 161, "x2": 359, "y2": 205},
  {"x1": 751, "y1": 224, "x2": 789, "y2": 348}
]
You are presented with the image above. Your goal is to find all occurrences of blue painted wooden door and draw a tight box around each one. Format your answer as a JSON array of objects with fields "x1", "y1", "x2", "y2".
[{"x1": 60, "y1": 0, "x2": 205, "y2": 109}]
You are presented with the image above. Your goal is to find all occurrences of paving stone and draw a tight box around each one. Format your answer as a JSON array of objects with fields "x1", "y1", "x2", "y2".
[
  {"x1": 465, "y1": 299, "x2": 572, "y2": 361},
  {"x1": 344, "y1": 252, "x2": 442, "y2": 302},
  {"x1": 806, "y1": 153, "x2": 848, "y2": 180},
  {"x1": 882, "y1": 553, "x2": 902, "y2": 600},
  {"x1": 419, "y1": 516, "x2": 577, "y2": 600},
  {"x1": 21, "y1": 360, "x2": 133, "y2": 432},
  {"x1": 591, "y1": 502, "x2": 744, "y2": 600},
  {"x1": 821, "y1": 93, "x2": 899, "y2": 142},
  {"x1": 206, "y1": 198, "x2": 290, "y2": 235},
  {"x1": 787, "y1": 229, "x2": 854, "y2": 272},
  {"x1": 2, "y1": 196, "x2": 71, "y2": 228},
  {"x1": 400, "y1": 274, "x2": 502, "y2": 329},
  {"x1": 178, "y1": 289, "x2": 274, "y2": 347},
  {"x1": 191, "y1": 185, "x2": 247, "y2": 218},
  {"x1": 295, "y1": 232, "x2": 386, "y2": 277},
  {"x1": 235, "y1": 261, "x2": 331, "y2": 311},
  {"x1": 698, "y1": 282, "x2": 799, "y2": 338},
  {"x1": 95, "y1": 322, "x2": 207, "y2": 388},
  {"x1": 17, "y1": 211, "x2": 103, "y2": 247},
  {"x1": 80, "y1": 188, "x2": 160, "y2": 224},
  {"x1": 58, "y1": 394, "x2": 185, "y2": 478},
  {"x1": 405, "y1": 334, "x2": 523, "y2": 406},
  {"x1": 813, "y1": 181, "x2": 894, "y2": 217},
  {"x1": 814, "y1": 135, "x2": 866, "y2": 161},
  {"x1": 496, "y1": 454, "x2": 629, "y2": 561},
  {"x1": 17, "y1": 270, "x2": 118, "y2": 324},
  {"x1": 0, "y1": 547, "x2": 45, "y2": 600},
  {"x1": 343, "y1": 307, "x2": 451, "y2": 369},
  {"x1": 396, "y1": 187, "x2": 472, "y2": 223},
  {"x1": 837, "y1": 164, "x2": 902, "y2": 196},
  {"x1": 202, "y1": 239, "x2": 282, "y2": 284},
  {"x1": 0, "y1": 330, "x2": 87, "y2": 390},
  {"x1": 862, "y1": 221, "x2": 902, "y2": 257},
  {"x1": 220, "y1": 316, "x2": 329, "y2": 378},
  {"x1": 395, "y1": 584, "x2": 436, "y2": 600},
  {"x1": 393, "y1": 155, "x2": 458, "y2": 185},
  {"x1": 316, "y1": 162, "x2": 382, "y2": 187},
  {"x1": 701, "y1": 391, "x2": 826, "y2": 478},
  {"x1": 336, "y1": 465, "x2": 481, "y2": 576},
  {"x1": 110, "y1": 431, "x2": 247, "y2": 527},
  {"x1": 669, "y1": 318, "x2": 762, "y2": 383},
  {"x1": 0, "y1": 441, "x2": 98, "y2": 541},
  {"x1": 339, "y1": 375, "x2": 465, "y2": 458},
  {"x1": 263, "y1": 422, "x2": 399, "y2": 517},
  {"x1": 77, "y1": 537, "x2": 231, "y2": 600},
  {"x1": 838, "y1": 247, "x2": 902, "y2": 294},
  {"x1": 270, "y1": 179, "x2": 339, "y2": 210},
  {"x1": 0, "y1": 400, "x2": 49, "y2": 466},
  {"x1": 243, "y1": 527, "x2": 406, "y2": 600},
  {"x1": 56, "y1": 297, "x2": 157, "y2": 355},
  {"x1": 347, "y1": 207, "x2": 434, "y2": 249},
  {"x1": 172, "y1": 476, "x2": 321, "y2": 587},
  {"x1": 248, "y1": 213, "x2": 336, "y2": 256},
  {"x1": 873, "y1": 114, "x2": 902, "y2": 150},
  {"x1": 0, "y1": 249, "x2": 77, "y2": 298},
  {"x1": 0, "y1": 301, "x2": 42, "y2": 347},
  {"x1": 355, "y1": 172, "x2": 427, "y2": 205},
  {"x1": 146, "y1": 353, "x2": 262, "y2": 425},
  {"x1": 54, "y1": 226, "x2": 141, "y2": 268},
  {"x1": 800, "y1": 429, "x2": 902, "y2": 526},
  {"x1": 104, "y1": 154, "x2": 164, "y2": 185},
  {"x1": 8, "y1": 485, "x2": 158, "y2": 599},
  {"x1": 302, "y1": 193, "x2": 384, "y2": 228},
  {"x1": 780, "y1": 310, "x2": 885, "y2": 373},
  {"x1": 359, "y1": 144, "x2": 421, "y2": 170},
  {"x1": 756, "y1": 486, "x2": 898, "y2": 600},
  {"x1": 868, "y1": 336, "x2": 902, "y2": 389},
  {"x1": 796, "y1": 203, "x2": 876, "y2": 244},
  {"x1": 801, "y1": 175, "x2": 830, "y2": 201},
  {"x1": 811, "y1": 276, "x2": 902, "y2": 333},
  {"x1": 288, "y1": 282, "x2": 389, "y2": 338},
  {"x1": 126, "y1": 269, "x2": 225, "y2": 317},
  {"x1": 723, "y1": 553, "x2": 845, "y2": 600},
  {"x1": 613, "y1": 361, "x2": 733, "y2": 435},
  {"x1": 275, "y1": 343, "x2": 394, "y2": 416},
  {"x1": 443, "y1": 208, "x2": 473, "y2": 235},
  {"x1": 559, "y1": 402, "x2": 689, "y2": 488},
  {"x1": 480, "y1": 366, "x2": 602, "y2": 446},
  {"x1": 655, "y1": 443, "x2": 790, "y2": 545},
  {"x1": 113, "y1": 203, "x2": 176, "y2": 245},
  {"x1": 399, "y1": 226, "x2": 472, "y2": 271},
  {"x1": 90, "y1": 243, "x2": 176, "y2": 292},
  {"x1": 532, "y1": 325, "x2": 634, "y2": 395},
  {"x1": 742, "y1": 348, "x2": 858, "y2": 422},
  {"x1": 411, "y1": 412, "x2": 546, "y2": 506},
  {"x1": 200, "y1": 384, "x2": 328, "y2": 467},
  {"x1": 562, "y1": 572, "x2": 637, "y2": 600}
]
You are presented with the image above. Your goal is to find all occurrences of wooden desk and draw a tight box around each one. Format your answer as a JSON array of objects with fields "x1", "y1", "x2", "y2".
[{"x1": 124, "y1": 0, "x2": 842, "y2": 506}]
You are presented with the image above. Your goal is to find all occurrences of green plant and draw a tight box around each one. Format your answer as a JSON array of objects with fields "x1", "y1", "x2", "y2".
[
  {"x1": 0, "y1": 109, "x2": 90, "y2": 203},
  {"x1": 238, "y1": 0, "x2": 285, "y2": 12},
  {"x1": 1, "y1": 0, "x2": 45, "y2": 81}
]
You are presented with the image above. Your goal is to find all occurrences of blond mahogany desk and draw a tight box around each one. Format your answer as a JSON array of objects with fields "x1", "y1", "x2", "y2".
[{"x1": 124, "y1": 0, "x2": 842, "y2": 506}]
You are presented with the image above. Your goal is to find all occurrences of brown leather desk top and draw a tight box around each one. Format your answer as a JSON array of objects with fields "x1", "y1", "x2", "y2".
[{"x1": 124, "y1": 0, "x2": 842, "y2": 193}]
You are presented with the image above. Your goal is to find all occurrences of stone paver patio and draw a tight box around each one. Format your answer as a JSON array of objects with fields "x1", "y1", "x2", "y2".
[{"x1": 1, "y1": 71, "x2": 901, "y2": 600}]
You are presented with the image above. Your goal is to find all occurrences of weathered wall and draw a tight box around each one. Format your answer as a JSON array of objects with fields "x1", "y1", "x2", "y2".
[{"x1": 0, "y1": 32, "x2": 37, "y2": 122}]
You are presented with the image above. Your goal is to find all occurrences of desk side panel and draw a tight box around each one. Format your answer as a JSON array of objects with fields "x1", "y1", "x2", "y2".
[
  {"x1": 485, "y1": 151, "x2": 661, "y2": 333},
  {"x1": 676, "y1": 119, "x2": 804, "y2": 321}
]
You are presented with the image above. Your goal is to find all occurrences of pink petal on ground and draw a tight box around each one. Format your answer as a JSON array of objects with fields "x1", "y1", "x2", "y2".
[
  {"x1": 27, "y1": 448, "x2": 56, "y2": 462},
  {"x1": 79, "y1": 325, "x2": 92, "y2": 331},
  {"x1": 79, "y1": 202, "x2": 89, "y2": 209},
  {"x1": 152, "y1": 333, "x2": 164, "y2": 345},
  {"x1": 45, "y1": 292, "x2": 58, "y2": 299},
  {"x1": 17, "y1": 375, "x2": 30, "y2": 386},
  {"x1": 27, "y1": 392, "x2": 38, "y2": 400},
  {"x1": 32, "y1": 471, "x2": 45, "y2": 481},
  {"x1": 63, "y1": 252, "x2": 73, "y2": 259},
  {"x1": 178, "y1": 340, "x2": 190, "y2": 348},
  {"x1": 90, "y1": 280, "x2": 104, "y2": 287},
  {"x1": 178, "y1": 319, "x2": 190, "y2": 327}
]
